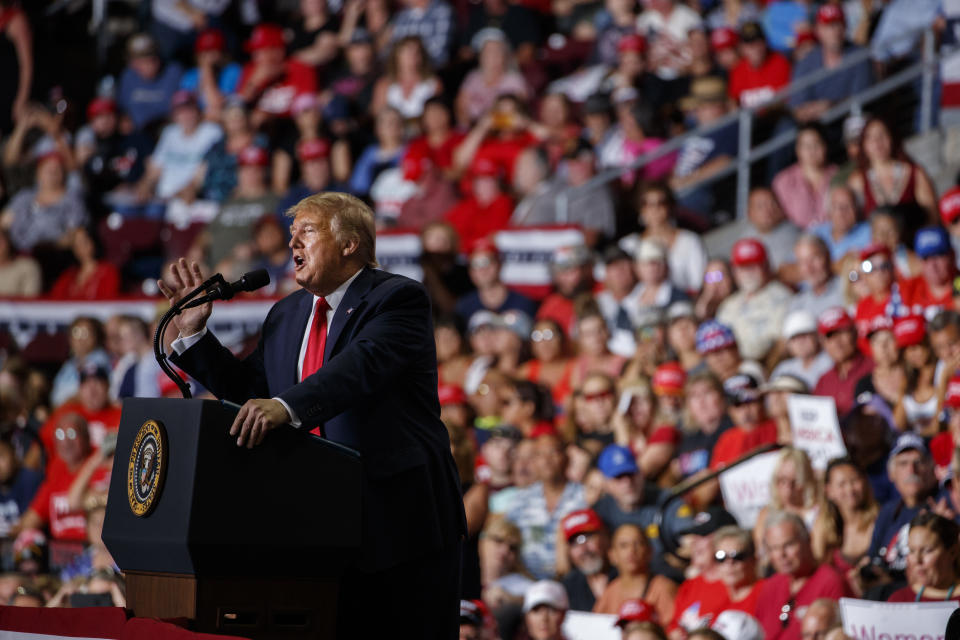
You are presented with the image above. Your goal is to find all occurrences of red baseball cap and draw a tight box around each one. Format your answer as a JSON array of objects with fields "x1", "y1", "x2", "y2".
[
  {"x1": 246, "y1": 24, "x2": 285, "y2": 52},
  {"x1": 893, "y1": 315, "x2": 926, "y2": 348},
  {"x1": 438, "y1": 384, "x2": 467, "y2": 405},
  {"x1": 237, "y1": 145, "x2": 269, "y2": 167},
  {"x1": 652, "y1": 362, "x2": 686, "y2": 397},
  {"x1": 472, "y1": 156, "x2": 500, "y2": 179},
  {"x1": 859, "y1": 242, "x2": 892, "y2": 262},
  {"x1": 616, "y1": 599, "x2": 657, "y2": 627},
  {"x1": 818, "y1": 307, "x2": 853, "y2": 335},
  {"x1": 816, "y1": 5, "x2": 845, "y2": 25},
  {"x1": 195, "y1": 28, "x2": 226, "y2": 53},
  {"x1": 297, "y1": 138, "x2": 330, "y2": 162},
  {"x1": 946, "y1": 375, "x2": 960, "y2": 409},
  {"x1": 731, "y1": 238, "x2": 767, "y2": 267},
  {"x1": 561, "y1": 508, "x2": 604, "y2": 540},
  {"x1": 941, "y1": 187, "x2": 960, "y2": 225},
  {"x1": 469, "y1": 236, "x2": 500, "y2": 257},
  {"x1": 86, "y1": 97, "x2": 116, "y2": 120},
  {"x1": 795, "y1": 28, "x2": 816, "y2": 47},
  {"x1": 861, "y1": 313, "x2": 892, "y2": 340},
  {"x1": 530, "y1": 422, "x2": 559, "y2": 439},
  {"x1": 617, "y1": 34, "x2": 646, "y2": 54},
  {"x1": 170, "y1": 89, "x2": 197, "y2": 110},
  {"x1": 710, "y1": 27, "x2": 738, "y2": 51}
]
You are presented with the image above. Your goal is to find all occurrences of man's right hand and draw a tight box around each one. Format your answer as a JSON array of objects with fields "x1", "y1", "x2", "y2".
[{"x1": 157, "y1": 258, "x2": 213, "y2": 338}]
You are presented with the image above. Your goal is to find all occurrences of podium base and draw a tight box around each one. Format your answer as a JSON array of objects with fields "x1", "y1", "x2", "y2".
[{"x1": 126, "y1": 571, "x2": 338, "y2": 639}]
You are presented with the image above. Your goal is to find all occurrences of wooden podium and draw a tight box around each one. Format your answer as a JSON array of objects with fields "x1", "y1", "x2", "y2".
[{"x1": 102, "y1": 398, "x2": 361, "y2": 639}]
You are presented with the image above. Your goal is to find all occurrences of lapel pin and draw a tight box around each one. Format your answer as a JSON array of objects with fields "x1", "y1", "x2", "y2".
[{"x1": 346, "y1": 307, "x2": 354, "y2": 314}]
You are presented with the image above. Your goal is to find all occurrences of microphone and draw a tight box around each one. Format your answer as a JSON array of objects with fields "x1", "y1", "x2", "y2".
[{"x1": 181, "y1": 269, "x2": 271, "y2": 309}]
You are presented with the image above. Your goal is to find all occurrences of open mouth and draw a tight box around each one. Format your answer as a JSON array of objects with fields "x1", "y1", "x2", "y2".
[{"x1": 294, "y1": 255, "x2": 305, "y2": 269}]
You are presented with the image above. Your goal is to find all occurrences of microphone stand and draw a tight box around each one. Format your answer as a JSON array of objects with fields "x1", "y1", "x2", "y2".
[{"x1": 153, "y1": 273, "x2": 227, "y2": 400}]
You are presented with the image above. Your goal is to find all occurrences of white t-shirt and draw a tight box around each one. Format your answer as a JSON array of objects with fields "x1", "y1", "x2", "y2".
[{"x1": 152, "y1": 121, "x2": 223, "y2": 199}]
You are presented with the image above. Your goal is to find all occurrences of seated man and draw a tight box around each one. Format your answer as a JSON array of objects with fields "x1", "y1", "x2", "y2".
[
  {"x1": 813, "y1": 307, "x2": 874, "y2": 417},
  {"x1": 754, "y1": 511, "x2": 850, "y2": 638},
  {"x1": 770, "y1": 310, "x2": 834, "y2": 392},
  {"x1": 560, "y1": 508, "x2": 616, "y2": 612}
]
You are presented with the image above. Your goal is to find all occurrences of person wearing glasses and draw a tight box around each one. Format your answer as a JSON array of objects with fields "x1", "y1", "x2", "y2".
[
  {"x1": 754, "y1": 510, "x2": 850, "y2": 640},
  {"x1": 887, "y1": 512, "x2": 960, "y2": 603},
  {"x1": 520, "y1": 319, "x2": 575, "y2": 410},
  {"x1": 854, "y1": 242, "x2": 908, "y2": 355},
  {"x1": 478, "y1": 517, "x2": 533, "y2": 615},
  {"x1": 557, "y1": 508, "x2": 615, "y2": 611}
]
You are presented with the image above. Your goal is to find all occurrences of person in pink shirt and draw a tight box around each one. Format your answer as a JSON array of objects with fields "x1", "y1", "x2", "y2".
[{"x1": 773, "y1": 123, "x2": 838, "y2": 229}]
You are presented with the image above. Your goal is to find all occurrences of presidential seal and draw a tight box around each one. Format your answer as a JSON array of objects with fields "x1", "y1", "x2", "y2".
[{"x1": 127, "y1": 419, "x2": 168, "y2": 517}]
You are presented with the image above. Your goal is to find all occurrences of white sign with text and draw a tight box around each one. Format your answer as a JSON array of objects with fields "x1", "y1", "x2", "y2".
[
  {"x1": 718, "y1": 450, "x2": 780, "y2": 529},
  {"x1": 563, "y1": 611, "x2": 620, "y2": 640},
  {"x1": 840, "y1": 597, "x2": 957, "y2": 640},
  {"x1": 788, "y1": 394, "x2": 847, "y2": 471}
]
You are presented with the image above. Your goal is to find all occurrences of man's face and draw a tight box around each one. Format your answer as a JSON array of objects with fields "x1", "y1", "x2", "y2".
[
  {"x1": 130, "y1": 55, "x2": 160, "y2": 80},
  {"x1": 796, "y1": 241, "x2": 830, "y2": 288},
  {"x1": 568, "y1": 530, "x2": 608, "y2": 575},
  {"x1": 828, "y1": 187, "x2": 858, "y2": 232},
  {"x1": 747, "y1": 190, "x2": 782, "y2": 232},
  {"x1": 765, "y1": 521, "x2": 811, "y2": 577},
  {"x1": 553, "y1": 264, "x2": 588, "y2": 297},
  {"x1": 729, "y1": 398, "x2": 762, "y2": 427},
  {"x1": 302, "y1": 159, "x2": 330, "y2": 191},
  {"x1": 604, "y1": 259, "x2": 635, "y2": 296},
  {"x1": 922, "y1": 254, "x2": 954, "y2": 287},
  {"x1": 704, "y1": 346, "x2": 739, "y2": 379},
  {"x1": 788, "y1": 333, "x2": 819, "y2": 359},
  {"x1": 533, "y1": 436, "x2": 566, "y2": 483},
  {"x1": 864, "y1": 253, "x2": 894, "y2": 296},
  {"x1": 54, "y1": 416, "x2": 89, "y2": 466},
  {"x1": 289, "y1": 208, "x2": 349, "y2": 296},
  {"x1": 740, "y1": 40, "x2": 766, "y2": 67},
  {"x1": 889, "y1": 449, "x2": 933, "y2": 502},
  {"x1": 732, "y1": 263, "x2": 767, "y2": 294},
  {"x1": 79, "y1": 377, "x2": 109, "y2": 411},
  {"x1": 822, "y1": 329, "x2": 856, "y2": 364},
  {"x1": 468, "y1": 251, "x2": 500, "y2": 288},
  {"x1": 816, "y1": 21, "x2": 845, "y2": 51},
  {"x1": 605, "y1": 471, "x2": 643, "y2": 509}
]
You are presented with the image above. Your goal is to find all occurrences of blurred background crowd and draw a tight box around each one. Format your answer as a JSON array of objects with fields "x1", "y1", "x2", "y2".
[{"x1": 5, "y1": 0, "x2": 960, "y2": 639}]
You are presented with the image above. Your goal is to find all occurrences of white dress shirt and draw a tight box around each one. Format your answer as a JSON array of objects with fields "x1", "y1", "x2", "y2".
[{"x1": 171, "y1": 268, "x2": 364, "y2": 426}]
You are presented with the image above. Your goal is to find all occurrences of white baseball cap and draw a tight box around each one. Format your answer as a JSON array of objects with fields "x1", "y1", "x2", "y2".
[
  {"x1": 522, "y1": 580, "x2": 569, "y2": 613},
  {"x1": 782, "y1": 310, "x2": 818, "y2": 340},
  {"x1": 635, "y1": 239, "x2": 667, "y2": 262},
  {"x1": 712, "y1": 610, "x2": 765, "y2": 640}
]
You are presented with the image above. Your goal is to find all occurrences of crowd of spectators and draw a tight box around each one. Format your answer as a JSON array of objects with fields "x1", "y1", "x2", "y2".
[{"x1": 3, "y1": 0, "x2": 960, "y2": 638}]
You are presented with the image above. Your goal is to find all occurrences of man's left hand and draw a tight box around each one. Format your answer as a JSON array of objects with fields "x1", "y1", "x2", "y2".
[{"x1": 230, "y1": 399, "x2": 290, "y2": 448}]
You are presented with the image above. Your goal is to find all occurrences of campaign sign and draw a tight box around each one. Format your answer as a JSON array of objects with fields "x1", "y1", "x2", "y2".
[
  {"x1": 840, "y1": 597, "x2": 957, "y2": 640},
  {"x1": 787, "y1": 394, "x2": 847, "y2": 471},
  {"x1": 718, "y1": 450, "x2": 780, "y2": 528},
  {"x1": 563, "y1": 611, "x2": 619, "y2": 640}
]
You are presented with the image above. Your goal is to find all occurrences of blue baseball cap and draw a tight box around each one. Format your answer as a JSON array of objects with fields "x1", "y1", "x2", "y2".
[
  {"x1": 889, "y1": 431, "x2": 929, "y2": 459},
  {"x1": 598, "y1": 444, "x2": 639, "y2": 478},
  {"x1": 696, "y1": 320, "x2": 737, "y2": 355},
  {"x1": 914, "y1": 226, "x2": 952, "y2": 259}
]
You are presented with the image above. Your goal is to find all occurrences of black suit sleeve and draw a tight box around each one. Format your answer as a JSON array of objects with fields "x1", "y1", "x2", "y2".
[
  {"x1": 278, "y1": 280, "x2": 435, "y2": 428},
  {"x1": 170, "y1": 326, "x2": 270, "y2": 405}
]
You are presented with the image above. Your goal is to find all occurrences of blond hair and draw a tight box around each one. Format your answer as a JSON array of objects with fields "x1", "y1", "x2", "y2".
[
  {"x1": 286, "y1": 191, "x2": 379, "y2": 268},
  {"x1": 770, "y1": 447, "x2": 819, "y2": 511}
]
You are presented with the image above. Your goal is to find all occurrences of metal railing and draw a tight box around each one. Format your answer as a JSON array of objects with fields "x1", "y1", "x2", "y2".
[{"x1": 555, "y1": 26, "x2": 947, "y2": 222}]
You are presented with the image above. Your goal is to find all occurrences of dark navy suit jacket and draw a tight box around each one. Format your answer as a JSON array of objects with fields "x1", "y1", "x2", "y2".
[{"x1": 171, "y1": 267, "x2": 467, "y2": 572}]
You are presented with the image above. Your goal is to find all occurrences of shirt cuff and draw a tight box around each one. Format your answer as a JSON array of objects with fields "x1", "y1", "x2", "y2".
[
  {"x1": 274, "y1": 396, "x2": 301, "y2": 427},
  {"x1": 171, "y1": 327, "x2": 208, "y2": 355}
]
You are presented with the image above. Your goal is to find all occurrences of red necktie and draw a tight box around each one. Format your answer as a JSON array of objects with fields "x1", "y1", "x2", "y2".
[{"x1": 301, "y1": 297, "x2": 330, "y2": 382}]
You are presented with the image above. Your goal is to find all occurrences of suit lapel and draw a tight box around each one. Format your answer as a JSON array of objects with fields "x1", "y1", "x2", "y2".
[
  {"x1": 285, "y1": 291, "x2": 314, "y2": 386},
  {"x1": 325, "y1": 267, "x2": 377, "y2": 362}
]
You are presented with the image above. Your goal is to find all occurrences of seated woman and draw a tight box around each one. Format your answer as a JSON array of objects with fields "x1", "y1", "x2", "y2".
[
  {"x1": 894, "y1": 319, "x2": 938, "y2": 437},
  {"x1": 48, "y1": 227, "x2": 120, "y2": 300},
  {"x1": 593, "y1": 523, "x2": 677, "y2": 623},
  {"x1": 612, "y1": 378, "x2": 679, "y2": 482},
  {"x1": 887, "y1": 512, "x2": 960, "y2": 603},
  {"x1": 772, "y1": 123, "x2": 837, "y2": 229},
  {"x1": 519, "y1": 318, "x2": 575, "y2": 411},
  {"x1": 811, "y1": 456, "x2": 878, "y2": 588},
  {"x1": 669, "y1": 525, "x2": 764, "y2": 636},
  {"x1": 570, "y1": 306, "x2": 628, "y2": 389}
]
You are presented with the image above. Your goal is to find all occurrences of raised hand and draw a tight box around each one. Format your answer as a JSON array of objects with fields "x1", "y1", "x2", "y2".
[{"x1": 157, "y1": 258, "x2": 213, "y2": 337}]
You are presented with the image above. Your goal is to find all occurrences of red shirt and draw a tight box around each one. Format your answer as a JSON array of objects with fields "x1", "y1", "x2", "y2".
[
  {"x1": 49, "y1": 263, "x2": 120, "y2": 300},
  {"x1": 29, "y1": 456, "x2": 110, "y2": 541},
  {"x1": 854, "y1": 294, "x2": 890, "y2": 355},
  {"x1": 729, "y1": 52, "x2": 791, "y2": 108},
  {"x1": 812, "y1": 352, "x2": 875, "y2": 417},
  {"x1": 901, "y1": 275, "x2": 954, "y2": 316},
  {"x1": 472, "y1": 132, "x2": 538, "y2": 179},
  {"x1": 710, "y1": 420, "x2": 778, "y2": 470},
  {"x1": 887, "y1": 585, "x2": 960, "y2": 603},
  {"x1": 669, "y1": 576, "x2": 764, "y2": 632},
  {"x1": 754, "y1": 565, "x2": 851, "y2": 640},
  {"x1": 443, "y1": 194, "x2": 514, "y2": 252},
  {"x1": 238, "y1": 59, "x2": 317, "y2": 117},
  {"x1": 40, "y1": 402, "x2": 122, "y2": 463},
  {"x1": 402, "y1": 132, "x2": 465, "y2": 181}
]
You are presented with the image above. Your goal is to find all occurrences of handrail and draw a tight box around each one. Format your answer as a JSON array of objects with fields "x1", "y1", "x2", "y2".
[{"x1": 555, "y1": 25, "x2": 947, "y2": 224}]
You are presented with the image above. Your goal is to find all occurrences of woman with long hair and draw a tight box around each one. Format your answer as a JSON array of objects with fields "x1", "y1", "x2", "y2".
[
  {"x1": 887, "y1": 512, "x2": 960, "y2": 602},
  {"x1": 370, "y1": 35, "x2": 441, "y2": 124},
  {"x1": 847, "y1": 117, "x2": 937, "y2": 221},
  {"x1": 519, "y1": 318, "x2": 576, "y2": 410},
  {"x1": 811, "y1": 457, "x2": 879, "y2": 581},
  {"x1": 753, "y1": 448, "x2": 820, "y2": 557}
]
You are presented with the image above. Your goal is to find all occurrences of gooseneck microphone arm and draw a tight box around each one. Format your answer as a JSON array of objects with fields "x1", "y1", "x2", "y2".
[{"x1": 153, "y1": 270, "x2": 271, "y2": 400}]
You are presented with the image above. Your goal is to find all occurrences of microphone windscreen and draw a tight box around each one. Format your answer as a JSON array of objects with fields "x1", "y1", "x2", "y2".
[{"x1": 240, "y1": 269, "x2": 270, "y2": 292}]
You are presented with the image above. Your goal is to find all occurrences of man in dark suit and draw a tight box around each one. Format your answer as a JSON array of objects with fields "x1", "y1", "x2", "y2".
[{"x1": 158, "y1": 192, "x2": 466, "y2": 638}]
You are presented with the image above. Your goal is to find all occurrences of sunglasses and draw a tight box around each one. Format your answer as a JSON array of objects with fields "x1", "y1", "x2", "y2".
[
  {"x1": 582, "y1": 390, "x2": 613, "y2": 402},
  {"x1": 714, "y1": 549, "x2": 751, "y2": 563},
  {"x1": 862, "y1": 259, "x2": 892, "y2": 273},
  {"x1": 531, "y1": 329, "x2": 556, "y2": 342}
]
